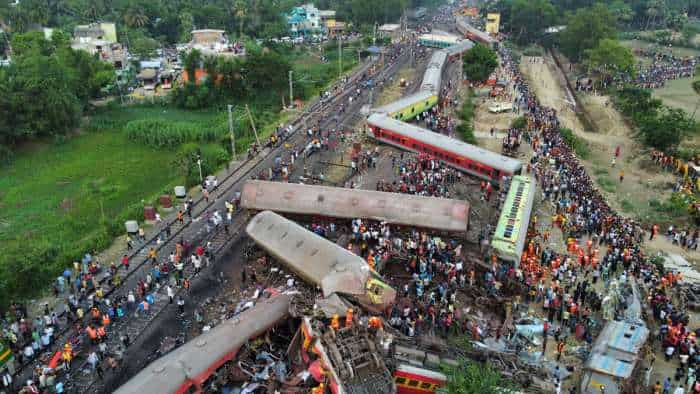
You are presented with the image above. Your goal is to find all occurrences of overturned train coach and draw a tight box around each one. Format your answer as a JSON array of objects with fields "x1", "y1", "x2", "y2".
[
  {"x1": 246, "y1": 210, "x2": 397, "y2": 312},
  {"x1": 114, "y1": 294, "x2": 293, "y2": 394},
  {"x1": 367, "y1": 113, "x2": 522, "y2": 182},
  {"x1": 241, "y1": 180, "x2": 469, "y2": 235}
]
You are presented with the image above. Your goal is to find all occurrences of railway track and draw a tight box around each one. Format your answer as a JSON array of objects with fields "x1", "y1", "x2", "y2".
[{"x1": 57, "y1": 45, "x2": 413, "y2": 393}]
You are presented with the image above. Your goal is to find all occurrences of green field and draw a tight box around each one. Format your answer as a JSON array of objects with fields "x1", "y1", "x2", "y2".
[
  {"x1": 0, "y1": 104, "x2": 227, "y2": 300},
  {"x1": 0, "y1": 45, "x2": 362, "y2": 302},
  {"x1": 652, "y1": 78, "x2": 700, "y2": 120}
]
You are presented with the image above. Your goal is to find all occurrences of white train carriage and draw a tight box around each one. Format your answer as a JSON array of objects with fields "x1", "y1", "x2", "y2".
[
  {"x1": 420, "y1": 50, "x2": 448, "y2": 93},
  {"x1": 245, "y1": 211, "x2": 397, "y2": 311},
  {"x1": 241, "y1": 180, "x2": 469, "y2": 234}
]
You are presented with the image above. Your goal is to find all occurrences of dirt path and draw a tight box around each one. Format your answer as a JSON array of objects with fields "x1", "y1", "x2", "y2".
[{"x1": 519, "y1": 55, "x2": 700, "y2": 263}]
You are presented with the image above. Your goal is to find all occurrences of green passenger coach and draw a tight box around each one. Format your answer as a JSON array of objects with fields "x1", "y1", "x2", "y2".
[{"x1": 491, "y1": 175, "x2": 536, "y2": 266}]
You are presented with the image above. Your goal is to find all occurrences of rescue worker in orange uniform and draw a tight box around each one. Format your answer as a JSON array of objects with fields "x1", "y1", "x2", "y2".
[
  {"x1": 369, "y1": 316, "x2": 382, "y2": 330},
  {"x1": 62, "y1": 343, "x2": 73, "y2": 370},
  {"x1": 331, "y1": 314, "x2": 340, "y2": 330},
  {"x1": 345, "y1": 308, "x2": 354, "y2": 328},
  {"x1": 86, "y1": 325, "x2": 98, "y2": 344},
  {"x1": 311, "y1": 382, "x2": 325, "y2": 394},
  {"x1": 367, "y1": 251, "x2": 375, "y2": 271},
  {"x1": 97, "y1": 325, "x2": 107, "y2": 342}
]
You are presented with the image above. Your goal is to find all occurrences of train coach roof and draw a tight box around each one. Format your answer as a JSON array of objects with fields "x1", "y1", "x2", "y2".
[
  {"x1": 241, "y1": 180, "x2": 469, "y2": 233},
  {"x1": 427, "y1": 50, "x2": 448, "y2": 69},
  {"x1": 114, "y1": 294, "x2": 292, "y2": 394},
  {"x1": 246, "y1": 211, "x2": 371, "y2": 298},
  {"x1": 367, "y1": 113, "x2": 522, "y2": 173},
  {"x1": 444, "y1": 40, "x2": 474, "y2": 56},
  {"x1": 456, "y1": 17, "x2": 496, "y2": 44},
  {"x1": 373, "y1": 90, "x2": 436, "y2": 115}
]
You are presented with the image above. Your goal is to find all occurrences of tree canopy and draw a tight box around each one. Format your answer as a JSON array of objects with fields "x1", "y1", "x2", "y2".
[
  {"x1": 497, "y1": 0, "x2": 556, "y2": 45},
  {"x1": 558, "y1": 3, "x2": 617, "y2": 61},
  {"x1": 0, "y1": 31, "x2": 113, "y2": 147},
  {"x1": 584, "y1": 38, "x2": 636, "y2": 76},
  {"x1": 462, "y1": 43, "x2": 498, "y2": 83},
  {"x1": 170, "y1": 45, "x2": 292, "y2": 110},
  {"x1": 0, "y1": 0, "x2": 440, "y2": 43}
]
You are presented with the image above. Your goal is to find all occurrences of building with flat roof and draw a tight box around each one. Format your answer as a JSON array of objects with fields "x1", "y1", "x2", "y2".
[
  {"x1": 71, "y1": 22, "x2": 127, "y2": 69},
  {"x1": 286, "y1": 4, "x2": 343, "y2": 37}
]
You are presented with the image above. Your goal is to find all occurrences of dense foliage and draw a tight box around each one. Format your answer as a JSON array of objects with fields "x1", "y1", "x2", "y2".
[
  {"x1": 583, "y1": 38, "x2": 636, "y2": 76},
  {"x1": 456, "y1": 91, "x2": 476, "y2": 144},
  {"x1": 544, "y1": 0, "x2": 698, "y2": 29},
  {"x1": 462, "y1": 43, "x2": 498, "y2": 83},
  {"x1": 125, "y1": 119, "x2": 228, "y2": 147},
  {"x1": 0, "y1": 0, "x2": 439, "y2": 43},
  {"x1": 0, "y1": 31, "x2": 113, "y2": 153},
  {"x1": 441, "y1": 359, "x2": 514, "y2": 394},
  {"x1": 170, "y1": 46, "x2": 293, "y2": 109},
  {"x1": 614, "y1": 87, "x2": 698, "y2": 152},
  {"x1": 558, "y1": 3, "x2": 618, "y2": 61},
  {"x1": 495, "y1": 0, "x2": 556, "y2": 45}
]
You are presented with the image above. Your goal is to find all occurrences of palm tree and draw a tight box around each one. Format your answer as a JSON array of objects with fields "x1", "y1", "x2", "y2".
[
  {"x1": 232, "y1": 0, "x2": 246, "y2": 38},
  {"x1": 123, "y1": 6, "x2": 149, "y2": 28}
]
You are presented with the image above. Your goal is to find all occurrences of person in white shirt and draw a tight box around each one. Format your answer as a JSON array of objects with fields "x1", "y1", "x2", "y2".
[{"x1": 674, "y1": 384, "x2": 685, "y2": 394}]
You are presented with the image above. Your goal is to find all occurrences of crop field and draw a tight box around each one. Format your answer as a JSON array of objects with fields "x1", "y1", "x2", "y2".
[{"x1": 0, "y1": 105, "x2": 224, "y2": 300}]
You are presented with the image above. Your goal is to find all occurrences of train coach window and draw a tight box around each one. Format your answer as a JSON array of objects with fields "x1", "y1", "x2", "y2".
[
  {"x1": 420, "y1": 382, "x2": 432, "y2": 389},
  {"x1": 395, "y1": 377, "x2": 407, "y2": 385},
  {"x1": 408, "y1": 380, "x2": 419, "y2": 387}
]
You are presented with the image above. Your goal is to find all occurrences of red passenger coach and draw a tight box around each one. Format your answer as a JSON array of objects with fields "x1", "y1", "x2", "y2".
[
  {"x1": 367, "y1": 113, "x2": 522, "y2": 182},
  {"x1": 394, "y1": 364, "x2": 448, "y2": 393}
]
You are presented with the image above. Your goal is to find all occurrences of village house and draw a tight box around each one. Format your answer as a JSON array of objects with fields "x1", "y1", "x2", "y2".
[{"x1": 71, "y1": 22, "x2": 127, "y2": 69}]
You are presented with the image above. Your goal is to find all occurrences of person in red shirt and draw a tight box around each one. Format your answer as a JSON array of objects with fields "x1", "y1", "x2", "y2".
[{"x1": 121, "y1": 255, "x2": 129, "y2": 270}]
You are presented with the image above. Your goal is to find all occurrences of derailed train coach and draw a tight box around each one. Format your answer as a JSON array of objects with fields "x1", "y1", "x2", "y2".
[
  {"x1": 114, "y1": 294, "x2": 293, "y2": 394},
  {"x1": 245, "y1": 210, "x2": 397, "y2": 313},
  {"x1": 367, "y1": 113, "x2": 522, "y2": 182},
  {"x1": 240, "y1": 180, "x2": 470, "y2": 235}
]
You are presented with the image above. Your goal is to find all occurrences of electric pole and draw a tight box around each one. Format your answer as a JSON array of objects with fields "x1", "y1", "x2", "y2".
[
  {"x1": 373, "y1": 23, "x2": 377, "y2": 46},
  {"x1": 245, "y1": 104, "x2": 261, "y2": 147},
  {"x1": 227, "y1": 104, "x2": 236, "y2": 161},
  {"x1": 338, "y1": 35, "x2": 342, "y2": 79},
  {"x1": 288, "y1": 70, "x2": 293, "y2": 108}
]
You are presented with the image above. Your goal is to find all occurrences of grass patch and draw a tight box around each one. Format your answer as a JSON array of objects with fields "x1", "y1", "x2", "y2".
[
  {"x1": 0, "y1": 103, "x2": 277, "y2": 302},
  {"x1": 593, "y1": 167, "x2": 609, "y2": 176},
  {"x1": 457, "y1": 90, "x2": 477, "y2": 144},
  {"x1": 620, "y1": 199, "x2": 635, "y2": 212},
  {"x1": 597, "y1": 175, "x2": 617, "y2": 193},
  {"x1": 652, "y1": 78, "x2": 700, "y2": 121}
]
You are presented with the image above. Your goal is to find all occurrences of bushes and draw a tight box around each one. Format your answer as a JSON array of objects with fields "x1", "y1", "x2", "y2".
[
  {"x1": 126, "y1": 119, "x2": 228, "y2": 148},
  {"x1": 457, "y1": 123, "x2": 477, "y2": 144},
  {"x1": 172, "y1": 143, "x2": 231, "y2": 188},
  {"x1": 511, "y1": 116, "x2": 527, "y2": 129},
  {"x1": 559, "y1": 127, "x2": 590, "y2": 159},
  {"x1": 614, "y1": 86, "x2": 698, "y2": 153},
  {"x1": 457, "y1": 92, "x2": 477, "y2": 144}
]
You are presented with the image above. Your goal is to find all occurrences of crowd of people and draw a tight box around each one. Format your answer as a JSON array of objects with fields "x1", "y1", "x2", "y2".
[
  {"x1": 500, "y1": 46, "x2": 700, "y2": 392},
  {"x1": 595, "y1": 51, "x2": 699, "y2": 90}
]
